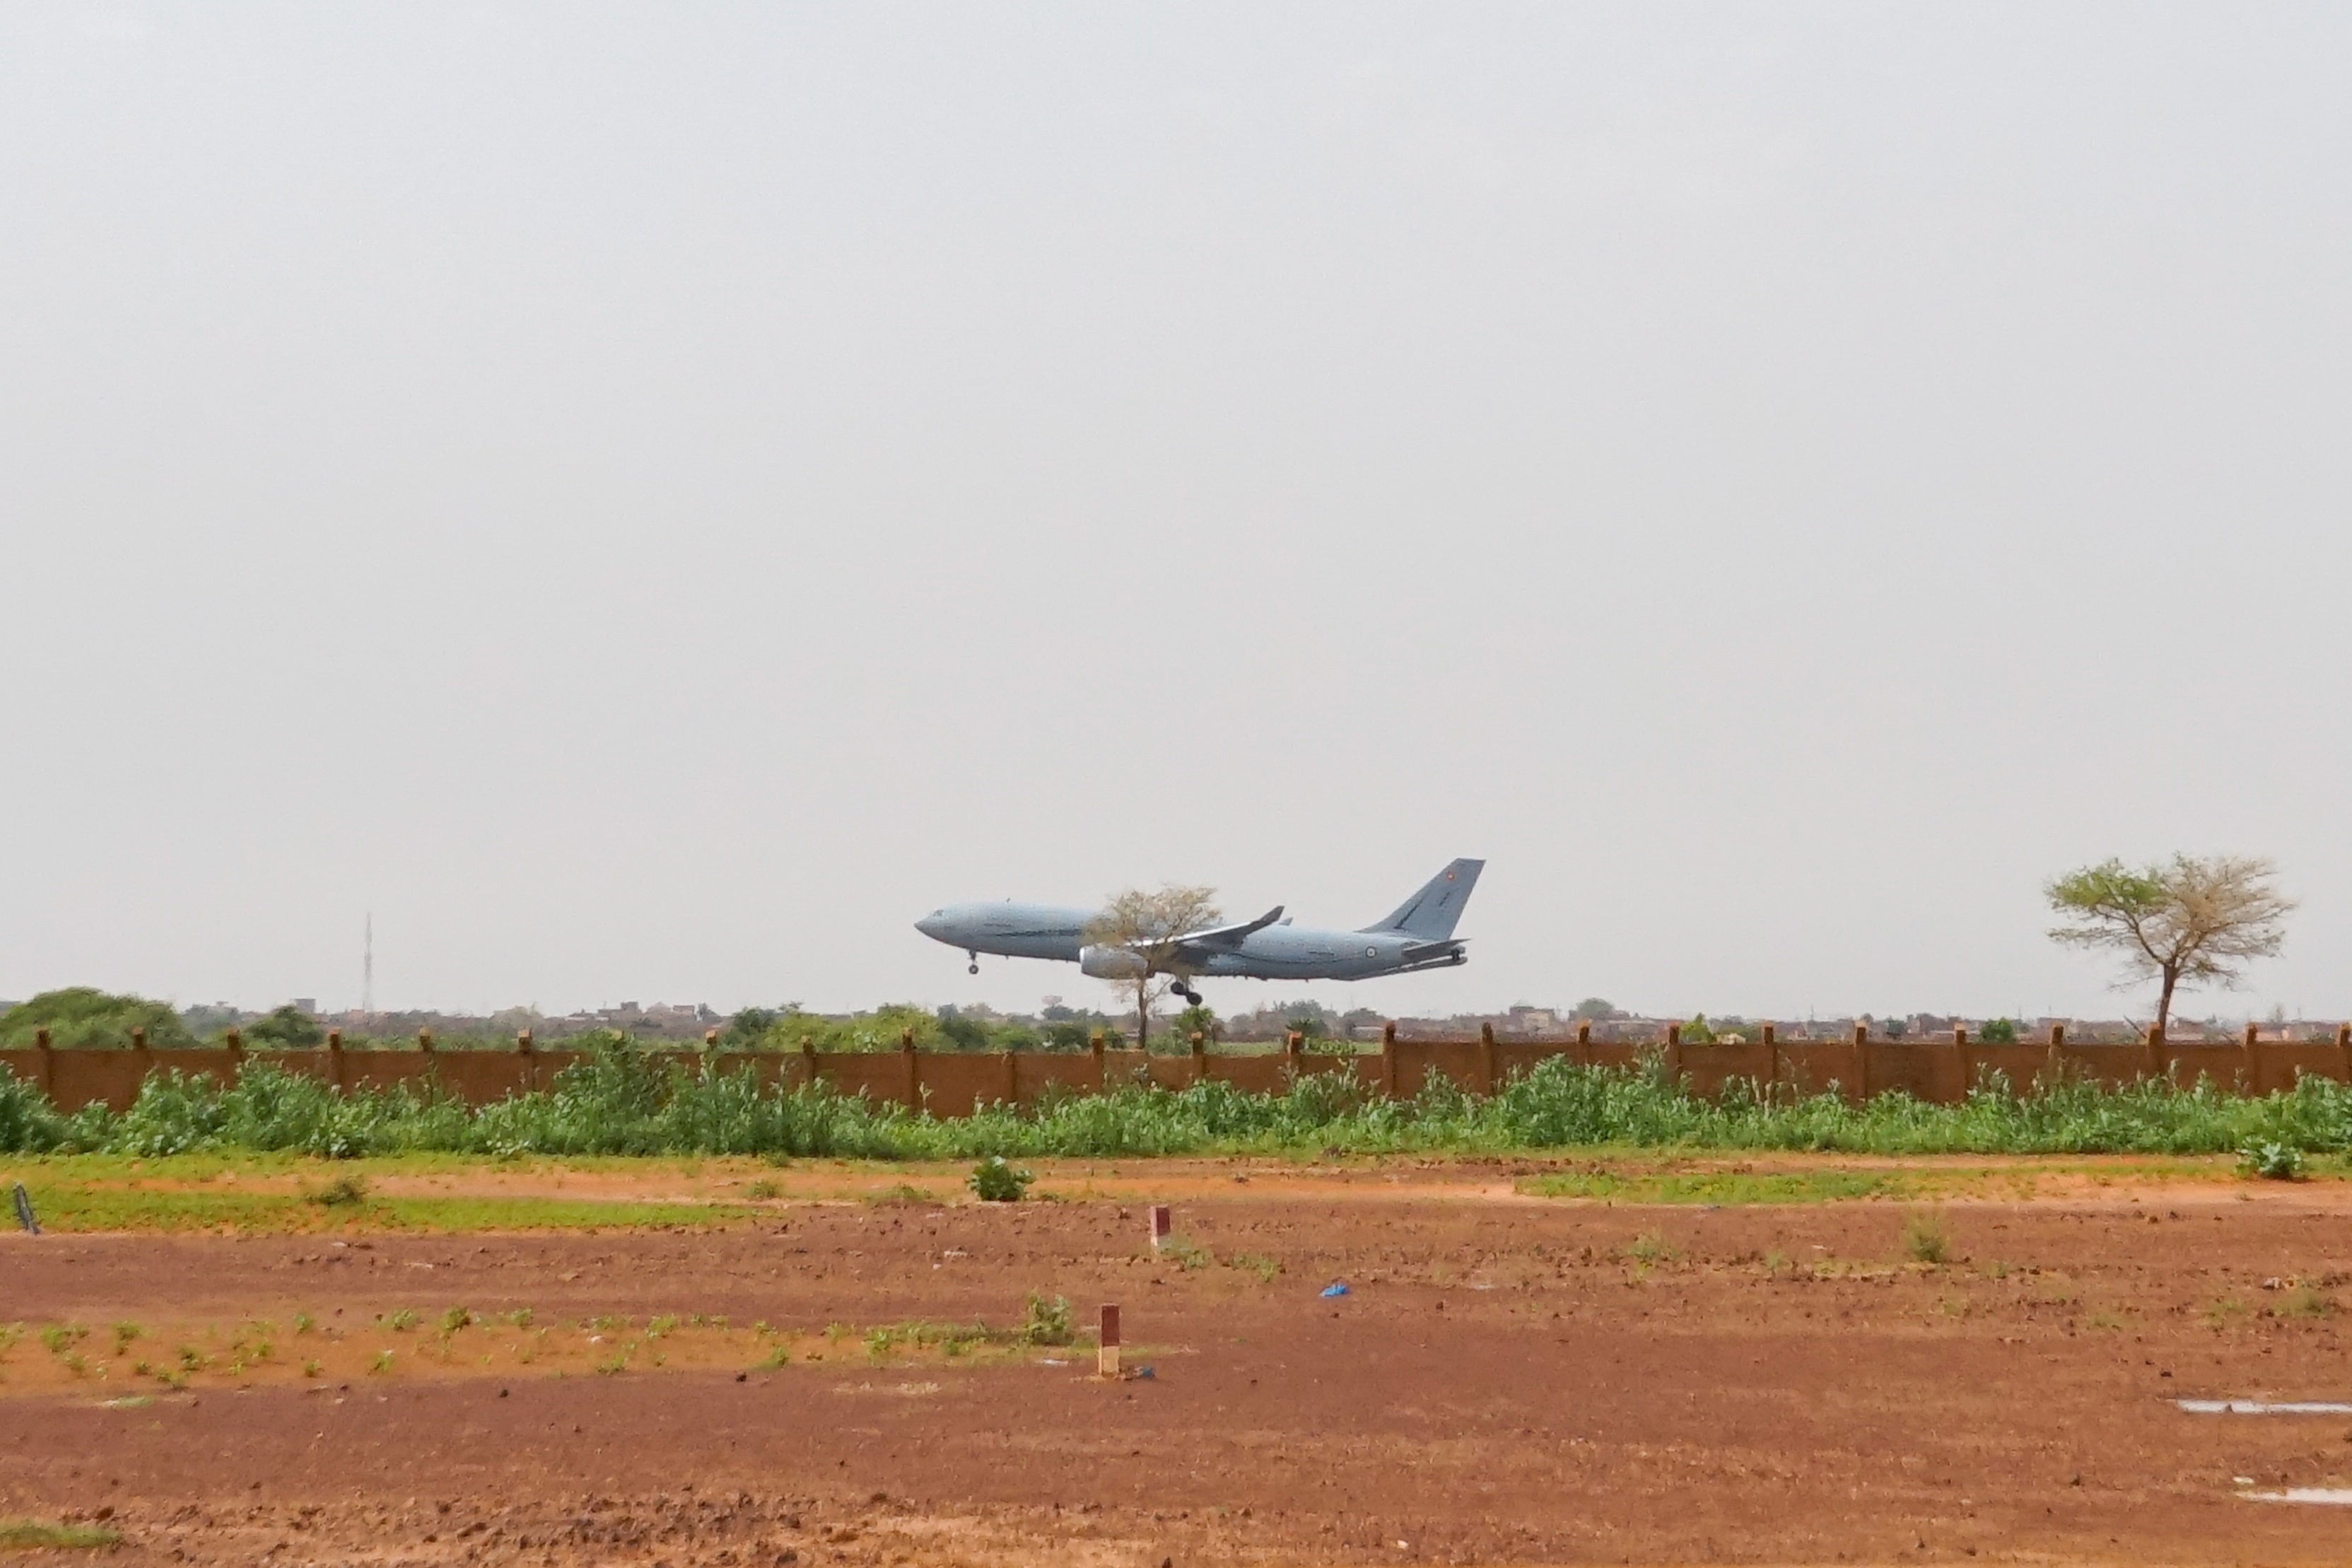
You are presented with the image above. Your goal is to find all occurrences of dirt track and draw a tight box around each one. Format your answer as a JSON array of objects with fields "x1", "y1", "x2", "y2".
[{"x1": 4, "y1": 1160, "x2": 2350, "y2": 1564}]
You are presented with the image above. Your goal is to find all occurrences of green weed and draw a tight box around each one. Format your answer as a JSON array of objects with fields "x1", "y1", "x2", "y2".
[
  {"x1": 2276, "y1": 1282, "x2": 2335, "y2": 1318},
  {"x1": 1622, "y1": 1230, "x2": 1677, "y2": 1266},
  {"x1": 1019, "y1": 1293, "x2": 1074, "y2": 1347},
  {"x1": 1159, "y1": 1236, "x2": 1211, "y2": 1271},
  {"x1": 0, "y1": 1519, "x2": 119, "y2": 1550},
  {"x1": 304, "y1": 1173, "x2": 370, "y2": 1207},
  {"x1": 967, "y1": 1157, "x2": 1033, "y2": 1203},
  {"x1": 1901, "y1": 1211, "x2": 1951, "y2": 1265},
  {"x1": 2204, "y1": 1295, "x2": 2249, "y2": 1326},
  {"x1": 2237, "y1": 1142, "x2": 2305, "y2": 1181}
]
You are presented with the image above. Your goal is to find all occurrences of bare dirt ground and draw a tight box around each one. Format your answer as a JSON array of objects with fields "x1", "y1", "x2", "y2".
[{"x1": 4, "y1": 1157, "x2": 2350, "y2": 1565}]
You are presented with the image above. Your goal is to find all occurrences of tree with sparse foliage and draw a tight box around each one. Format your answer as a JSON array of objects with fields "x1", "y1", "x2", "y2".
[
  {"x1": 2045, "y1": 855, "x2": 2295, "y2": 1040},
  {"x1": 1572, "y1": 997, "x2": 1618, "y2": 1022},
  {"x1": 1082, "y1": 885, "x2": 1222, "y2": 1051}
]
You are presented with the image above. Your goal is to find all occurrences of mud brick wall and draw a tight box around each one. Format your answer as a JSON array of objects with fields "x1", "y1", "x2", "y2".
[{"x1": 3, "y1": 1025, "x2": 2347, "y2": 1117}]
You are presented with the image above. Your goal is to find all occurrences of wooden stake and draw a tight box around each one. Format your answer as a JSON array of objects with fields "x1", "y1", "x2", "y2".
[
  {"x1": 1097, "y1": 1304, "x2": 1121, "y2": 1379},
  {"x1": 1149, "y1": 1205, "x2": 1171, "y2": 1251}
]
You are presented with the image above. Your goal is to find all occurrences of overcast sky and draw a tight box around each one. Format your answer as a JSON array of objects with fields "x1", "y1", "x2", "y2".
[{"x1": 4, "y1": 4, "x2": 2347, "y2": 1024}]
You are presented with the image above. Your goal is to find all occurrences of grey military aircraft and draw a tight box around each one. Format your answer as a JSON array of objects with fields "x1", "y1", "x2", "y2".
[{"x1": 914, "y1": 859, "x2": 1483, "y2": 1005}]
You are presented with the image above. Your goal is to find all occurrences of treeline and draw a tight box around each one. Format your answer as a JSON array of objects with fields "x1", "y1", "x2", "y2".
[
  {"x1": 0, "y1": 991, "x2": 1147, "y2": 1055},
  {"x1": 2, "y1": 1038, "x2": 2348, "y2": 1160}
]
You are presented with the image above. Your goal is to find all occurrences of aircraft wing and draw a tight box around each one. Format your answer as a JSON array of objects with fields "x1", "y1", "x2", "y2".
[
  {"x1": 1168, "y1": 905, "x2": 1285, "y2": 955},
  {"x1": 1399, "y1": 937, "x2": 1468, "y2": 961}
]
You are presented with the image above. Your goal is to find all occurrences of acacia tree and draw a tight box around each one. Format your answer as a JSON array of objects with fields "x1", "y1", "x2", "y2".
[
  {"x1": 2044, "y1": 855, "x2": 2295, "y2": 1038},
  {"x1": 1082, "y1": 884, "x2": 1221, "y2": 1051}
]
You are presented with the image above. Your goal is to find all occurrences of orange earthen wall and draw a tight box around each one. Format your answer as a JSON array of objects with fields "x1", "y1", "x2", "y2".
[{"x1": 2, "y1": 1035, "x2": 2346, "y2": 1118}]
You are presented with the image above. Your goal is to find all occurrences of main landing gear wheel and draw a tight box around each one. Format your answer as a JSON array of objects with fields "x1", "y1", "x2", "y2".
[
  {"x1": 966, "y1": 955, "x2": 980, "y2": 976},
  {"x1": 1177, "y1": 986, "x2": 1202, "y2": 1006}
]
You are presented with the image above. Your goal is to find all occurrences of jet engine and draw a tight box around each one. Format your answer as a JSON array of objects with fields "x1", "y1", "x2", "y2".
[{"x1": 1078, "y1": 944, "x2": 1148, "y2": 979}]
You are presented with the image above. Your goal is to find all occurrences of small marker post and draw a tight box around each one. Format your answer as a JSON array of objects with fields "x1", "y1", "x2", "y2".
[
  {"x1": 1098, "y1": 1304, "x2": 1121, "y2": 1379},
  {"x1": 1148, "y1": 1205, "x2": 1171, "y2": 1251}
]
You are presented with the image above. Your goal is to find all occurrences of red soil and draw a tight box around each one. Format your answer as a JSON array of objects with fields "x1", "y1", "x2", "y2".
[{"x1": 4, "y1": 1164, "x2": 2349, "y2": 1564}]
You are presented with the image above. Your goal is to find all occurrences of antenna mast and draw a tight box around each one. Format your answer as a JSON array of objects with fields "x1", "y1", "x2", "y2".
[{"x1": 363, "y1": 913, "x2": 374, "y2": 1017}]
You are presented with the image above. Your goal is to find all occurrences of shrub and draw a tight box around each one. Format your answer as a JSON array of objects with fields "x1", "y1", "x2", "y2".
[
  {"x1": 1901, "y1": 1210, "x2": 1950, "y2": 1265},
  {"x1": 1019, "y1": 1293, "x2": 1073, "y2": 1347},
  {"x1": 968, "y1": 1157, "x2": 1033, "y2": 1203},
  {"x1": 304, "y1": 1174, "x2": 369, "y2": 1207},
  {"x1": 2237, "y1": 1141, "x2": 2305, "y2": 1180},
  {"x1": 1978, "y1": 1018, "x2": 2018, "y2": 1043}
]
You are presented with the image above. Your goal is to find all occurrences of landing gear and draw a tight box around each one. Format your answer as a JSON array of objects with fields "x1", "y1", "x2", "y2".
[
  {"x1": 967, "y1": 953, "x2": 980, "y2": 976},
  {"x1": 1176, "y1": 985, "x2": 1203, "y2": 1006}
]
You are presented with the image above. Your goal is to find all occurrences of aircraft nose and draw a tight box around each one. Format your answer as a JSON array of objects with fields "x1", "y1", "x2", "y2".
[{"x1": 915, "y1": 913, "x2": 946, "y2": 940}]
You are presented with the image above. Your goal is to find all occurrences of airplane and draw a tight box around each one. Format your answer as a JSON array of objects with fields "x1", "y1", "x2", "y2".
[{"x1": 914, "y1": 859, "x2": 1484, "y2": 1005}]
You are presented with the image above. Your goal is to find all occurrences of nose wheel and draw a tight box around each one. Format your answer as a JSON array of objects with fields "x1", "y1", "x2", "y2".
[{"x1": 966, "y1": 953, "x2": 979, "y2": 976}]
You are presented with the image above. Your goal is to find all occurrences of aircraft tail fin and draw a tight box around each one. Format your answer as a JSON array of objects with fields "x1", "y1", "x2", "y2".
[{"x1": 1364, "y1": 858, "x2": 1484, "y2": 940}]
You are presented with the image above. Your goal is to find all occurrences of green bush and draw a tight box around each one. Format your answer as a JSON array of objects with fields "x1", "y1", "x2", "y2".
[
  {"x1": 968, "y1": 1156, "x2": 1034, "y2": 1202},
  {"x1": 2237, "y1": 1140, "x2": 2305, "y2": 1180},
  {"x1": 0, "y1": 988, "x2": 192, "y2": 1051}
]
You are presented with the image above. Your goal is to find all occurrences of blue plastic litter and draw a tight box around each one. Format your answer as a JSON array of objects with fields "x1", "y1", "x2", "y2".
[
  {"x1": 1319, "y1": 1282, "x2": 1350, "y2": 1298},
  {"x1": 1133, "y1": 1365, "x2": 1155, "y2": 1380}
]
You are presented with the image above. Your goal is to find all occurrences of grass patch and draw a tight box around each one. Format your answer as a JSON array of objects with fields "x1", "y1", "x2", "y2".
[
  {"x1": 1159, "y1": 1236, "x2": 1212, "y2": 1271},
  {"x1": 1622, "y1": 1229, "x2": 1678, "y2": 1265},
  {"x1": 2274, "y1": 1282, "x2": 2335, "y2": 1319},
  {"x1": 1901, "y1": 1210, "x2": 1951, "y2": 1265},
  {"x1": 0, "y1": 1519, "x2": 118, "y2": 1551},
  {"x1": 1520, "y1": 1168, "x2": 1916, "y2": 1205},
  {"x1": 0, "y1": 1176, "x2": 762, "y2": 1235},
  {"x1": 303, "y1": 1173, "x2": 370, "y2": 1207}
]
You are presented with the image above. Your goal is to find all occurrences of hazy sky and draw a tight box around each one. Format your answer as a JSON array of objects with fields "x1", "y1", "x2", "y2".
[{"x1": 4, "y1": 4, "x2": 2347, "y2": 1024}]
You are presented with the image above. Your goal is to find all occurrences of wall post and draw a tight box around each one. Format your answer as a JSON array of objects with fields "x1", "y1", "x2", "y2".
[
  {"x1": 1761, "y1": 1021, "x2": 1778, "y2": 1103},
  {"x1": 1189, "y1": 1031, "x2": 1207, "y2": 1085},
  {"x1": 418, "y1": 1028, "x2": 435, "y2": 1053},
  {"x1": 516, "y1": 1029, "x2": 534, "y2": 1094},
  {"x1": 1576, "y1": 1020, "x2": 1592, "y2": 1065},
  {"x1": 35, "y1": 1027, "x2": 53, "y2": 1101},
  {"x1": 1664, "y1": 1022, "x2": 1682, "y2": 1087},
  {"x1": 1850, "y1": 1021, "x2": 1867, "y2": 1103},
  {"x1": 1090, "y1": 1029, "x2": 1106, "y2": 1093},
  {"x1": 2339, "y1": 1022, "x2": 2351, "y2": 1083},
  {"x1": 327, "y1": 1028, "x2": 346, "y2": 1092},
  {"x1": 1479, "y1": 1020, "x2": 1498, "y2": 1095},
  {"x1": 1381, "y1": 1020, "x2": 1397, "y2": 1098},
  {"x1": 902, "y1": 1026, "x2": 919, "y2": 1110},
  {"x1": 1002, "y1": 1044, "x2": 1019, "y2": 1108},
  {"x1": 801, "y1": 1036, "x2": 818, "y2": 1090},
  {"x1": 225, "y1": 1026, "x2": 244, "y2": 1085},
  {"x1": 131, "y1": 1026, "x2": 151, "y2": 1112}
]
